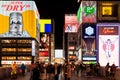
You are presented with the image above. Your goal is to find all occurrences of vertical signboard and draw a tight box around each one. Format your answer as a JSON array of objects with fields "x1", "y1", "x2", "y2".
[
  {"x1": 98, "y1": 23, "x2": 119, "y2": 66},
  {"x1": 82, "y1": 1, "x2": 96, "y2": 23},
  {"x1": 32, "y1": 40, "x2": 35, "y2": 56},
  {"x1": 39, "y1": 33, "x2": 50, "y2": 57},
  {"x1": 82, "y1": 23, "x2": 96, "y2": 64}
]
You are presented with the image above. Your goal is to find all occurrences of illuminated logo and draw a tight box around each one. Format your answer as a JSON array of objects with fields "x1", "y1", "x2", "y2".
[
  {"x1": 1, "y1": 1, "x2": 30, "y2": 11},
  {"x1": 40, "y1": 19, "x2": 52, "y2": 33},
  {"x1": 84, "y1": 6, "x2": 95, "y2": 16},
  {"x1": 85, "y1": 26, "x2": 94, "y2": 36}
]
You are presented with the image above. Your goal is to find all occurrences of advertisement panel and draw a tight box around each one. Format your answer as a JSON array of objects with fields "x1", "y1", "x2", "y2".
[
  {"x1": 82, "y1": 1, "x2": 96, "y2": 23},
  {"x1": 98, "y1": 23, "x2": 119, "y2": 66},
  {"x1": 39, "y1": 33, "x2": 50, "y2": 57},
  {"x1": 39, "y1": 51, "x2": 49, "y2": 57},
  {"x1": 55, "y1": 49, "x2": 63, "y2": 58},
  {"x1": 0, "y1": 1, "x2": 40, "y2": 42},
  {"x1": 64, "y1": 14, "x2": 79, "y2": 33},
  {"x1": 82, "y1": 23, "x2": 96, "y2": 64},
  {"x1": 40, "y1": 19, "x2": 52, "y2": 33}
]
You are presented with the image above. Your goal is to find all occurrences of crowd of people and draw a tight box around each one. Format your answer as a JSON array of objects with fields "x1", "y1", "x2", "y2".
[
  {"x1": 105, "y1": 63, "x2": 117, "y2": 80},
  {"x1": 10, "y1": 61, "x2": 117, "y2": 80},
  {"x1": 28, "y1": 61, "x2": 102, "y2": 80}
]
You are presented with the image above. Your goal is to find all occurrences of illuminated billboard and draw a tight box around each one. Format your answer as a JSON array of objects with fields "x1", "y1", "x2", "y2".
[
  {"x1": 55, "y1": 49, "x2": 63, "y2": 58},
  {"x1": 39, "y1": 51, "x2": 49, "y2": 57},
  {"x1": 98, "y1": 23, "x2": 119, "y2": 66},
  {"x1": 64, "y1": 14, "x2": 79, "y2": 33},
  {"x1": 82, "y1": 23, "x2": 96, "y2": 63},
  {"x1": 0, "y1": 1, "x2": 40, "y2": 42},
  {"x1": 39, "y1": 33, "x2": 50, "y2": 57},
  {"x1": 82, "y1": 1, "x2": 96, "y2": 23},
  {"x1": 40, "y1": 19, "x2": 52, "y2": 33}
]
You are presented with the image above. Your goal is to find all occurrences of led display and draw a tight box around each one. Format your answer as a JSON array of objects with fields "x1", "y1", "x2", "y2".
[
  {"x1": 39, "y1": 33, "x2": 50, "y2": 51},
  {"x1": 82, "y1": 23, "x2": 96, "y2": 63},
  {"x1": 39, "y1": 33, "x2": 50, "y2": 57}
]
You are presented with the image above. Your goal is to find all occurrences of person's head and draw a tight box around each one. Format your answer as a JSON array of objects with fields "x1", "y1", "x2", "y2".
[
  {"x1": 14, "y1": 62, "x2": 16, "y2": 64},
  {"x1": 107, "y1": 62, "x2": 109, "y2": 66},
  {"x1": 22, "y1": 63, "x2": 24, "y2": 65}
]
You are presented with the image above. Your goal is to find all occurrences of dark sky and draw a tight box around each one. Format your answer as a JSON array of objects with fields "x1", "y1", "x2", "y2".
[{"x1": 34, "y1": 0, "x2": 80, "y2": 49}]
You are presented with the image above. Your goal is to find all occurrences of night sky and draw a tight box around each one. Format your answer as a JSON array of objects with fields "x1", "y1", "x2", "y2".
[{"x1": 34, "y1": 0, "x2": 80, "y2": 49}]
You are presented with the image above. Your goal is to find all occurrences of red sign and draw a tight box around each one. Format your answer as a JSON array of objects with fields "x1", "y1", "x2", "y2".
[
  {"x1": 1, "y1": 1, "x2": 30, "y2": 11},
  {"x1": 39, "y1": 51, "x2": 49, "y2": 57}
]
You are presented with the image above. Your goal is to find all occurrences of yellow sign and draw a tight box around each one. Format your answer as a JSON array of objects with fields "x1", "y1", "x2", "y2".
[
  {"x1": 102, "y1": 6, "x2": 112, "y2": 15},
  {"x1": 39, "y1": 19, "x2": 51, "y2": 33}
]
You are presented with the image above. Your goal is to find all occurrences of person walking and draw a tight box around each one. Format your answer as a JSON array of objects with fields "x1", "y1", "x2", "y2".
[
  {"x1": 32, "y1": 63, "x2": 40, "y2": 80},
  {"x1": 20, "y1": 63, "x2": 26, "y2": 76},
  {"x1": 67, "y1": 62, "x2": 72, "y2": 80},
  {"x1": 11, "y1": 62, "x2": 17, "y2": 79}
]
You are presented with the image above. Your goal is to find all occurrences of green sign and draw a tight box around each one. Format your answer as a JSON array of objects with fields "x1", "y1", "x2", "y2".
[
  {"x1": 84, "y1": 6, "x2": 95, "y2": 16},
  {"x1": 77, "y1": 5, "x2": 82, "y2": 22}
]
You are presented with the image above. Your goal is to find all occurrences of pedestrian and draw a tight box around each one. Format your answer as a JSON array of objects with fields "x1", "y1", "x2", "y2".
[
  {"x1": 20, "y1": 63, "x2": 26, "y2": 76},
  {"x1": 54, "y1": 63, "x2": 59, "y2": 80},
  {"x1": 32, "y1": 63, "x2": 40, "y2": 80},
  {"x1": 110, "y1": 63, "x2": 116, "y2": 80},
  {"x1": 11, "y1": 62, "x2": 17, "y2": 79},
  {"x1": 94, "y1": 62, "x2": 100, "y2": 76}
]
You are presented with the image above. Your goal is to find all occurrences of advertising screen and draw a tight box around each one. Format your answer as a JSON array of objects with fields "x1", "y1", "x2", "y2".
[
  {"x1": 39, "y1": 33, "x2": 50, "y2": 57},
  {"x1": 0, "y1": 1, "x2": 40, "y2": 41},
  {"x1": 98, "y1": 24, "x2": 119, "y2": 66},
  {"x1": 39, "y1": 33, "x2": 50, "y2": 51},
  {"x1": 40, "y1": 19, "x2": 52, "y2": 33},
  {"x1": 82, "y1": 1, "x2": 96, "y2": 23},
  {"x1": 82, "y1": 23, "x2": 96, "y2": 63},
  {"x1": 64, "y1": 14, "x2": 79, "y2": 33}
]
